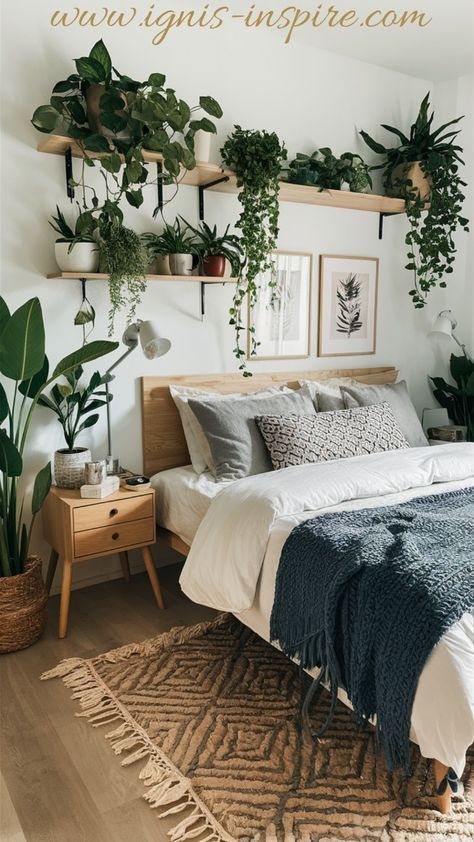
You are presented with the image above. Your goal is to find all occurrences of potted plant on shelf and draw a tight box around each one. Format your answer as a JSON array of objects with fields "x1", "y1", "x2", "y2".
[
  {"x1": 98, "y1": 220, "x2": 148, "y2": 335},
  {"x1": 0, "y1": 296, "x2": 117, "y2": 652},
  {"x1": 141, "y1": 232, "x2": 172, "y2": 276},
  {"x1": 360, "y1": 93, "x2": 469, "y2": 307},
  {"x1": 220, "y1": 126, "x2": 287, "y2": 372},
  {"x1": 148, "y1": 220, "x2": 197, "y2": 277},
  {"x1": 182, "y1": 219, "x2": 244, "y2": 278},
  {"x1": 39, "y1": 366, "x2": 112, "y2": 488},
  {"x1": 50, "y1": 205, "x2": 98, "y2": 273},
  {"x1": 31, "y1": 39, "x2": 223, "y2": 215},
  {"x1": 430, "y1": 354, "x2": 474, "y2": 442},
  {"x1": 284, "y1": 148, "x2": 372, "y2": 192}
]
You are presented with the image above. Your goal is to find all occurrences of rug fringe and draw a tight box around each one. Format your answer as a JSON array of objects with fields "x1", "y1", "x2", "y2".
[{"x1": 41, "y1": 617, "x2": 235, "y2": 842}]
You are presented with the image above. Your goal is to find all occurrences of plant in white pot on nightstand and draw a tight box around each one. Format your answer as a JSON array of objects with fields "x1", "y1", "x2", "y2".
[
  {"x1": 0, "y1": 295, "x2": 118, "y2": 652},
  {"x1": 39, "y1": 366, "x2": 113, "y2": 488},
  {"x1": 50, "y1": 205, "x2": 98, "y2": 273}
]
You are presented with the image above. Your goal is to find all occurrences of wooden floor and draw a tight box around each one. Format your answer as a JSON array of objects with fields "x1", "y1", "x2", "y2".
[{"x1": 0, "y1": 563, "x2": 217, "y2": 842}]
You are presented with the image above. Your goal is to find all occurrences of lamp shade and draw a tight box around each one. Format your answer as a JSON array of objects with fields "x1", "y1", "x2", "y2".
[
  {"x1": 139, "y1": 320, "x2": 171, "y2": 359},
  {"x1": 429, "y1": 310, "x2": 456, "y2": 339}
]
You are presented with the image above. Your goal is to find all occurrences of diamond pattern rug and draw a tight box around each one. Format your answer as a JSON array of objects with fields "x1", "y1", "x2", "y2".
[{"x1": 42, "y1": 614, "x2": 473, "y2": 841}]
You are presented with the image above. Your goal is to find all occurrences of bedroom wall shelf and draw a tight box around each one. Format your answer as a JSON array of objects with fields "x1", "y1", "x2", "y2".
[
  {"x1": 46, "y1": 272, "x2": 237, "y2": 318},
  {"x1": 37, "y1": 135, "x2": 422, "y2": 239}
]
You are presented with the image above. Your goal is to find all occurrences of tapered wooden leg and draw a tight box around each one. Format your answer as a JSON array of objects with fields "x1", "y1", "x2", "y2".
[
  {"x1": 59, "y1": 558, "x2": 73, "y2": 639},
  {"x1": 434, "y1": 759, "x2": 452, "y2": 814},
  {"x1": 141, "y1": 546, "x2": 165, "y2": 609},
  {"x1": 45, "y1": 549, "x2": 59, "y2": 594},
  {"x1": 119, "y1": 551, "x2": 131, "y2": 583}
]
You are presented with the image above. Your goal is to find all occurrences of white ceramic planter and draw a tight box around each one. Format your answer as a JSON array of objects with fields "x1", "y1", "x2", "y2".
[
  {"x1": 193, "y1": 130, "x2": 211, "y2": 163},
  {"x1": 170, "y1": 254, "x2": 193, "y2": 276},
  {"x1": 55, "y1": 241, "x2": 98, "y2": 273},
  {"x1": 54, "y1": 448, "x2": 91, "y2": 489}
]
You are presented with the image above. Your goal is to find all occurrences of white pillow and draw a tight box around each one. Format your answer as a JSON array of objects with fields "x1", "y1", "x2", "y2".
[
  {"x1": 298, "y1": 377, "x2": 360, "y2": 412},
  {"x1": 170, "y1": 384, "x2": 291, "y2": 474}
]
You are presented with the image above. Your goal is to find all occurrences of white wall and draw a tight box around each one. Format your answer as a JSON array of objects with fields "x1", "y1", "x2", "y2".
[{"x1": 1, "y1": 3, "x2": 472, "y2": 592}]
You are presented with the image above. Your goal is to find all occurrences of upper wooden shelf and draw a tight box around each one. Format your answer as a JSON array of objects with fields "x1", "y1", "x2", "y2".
[
  {"x1": 46, "y1": 272, "x2": 236, "y2": 283},
  {"x1": 38, "y1": 134, "x2": 408, "y2": 215}
]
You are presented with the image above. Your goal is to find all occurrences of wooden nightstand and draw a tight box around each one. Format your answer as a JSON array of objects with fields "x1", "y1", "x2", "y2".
[{"x1": 42, "y1": 485, "x2": 164, "y2": 638}]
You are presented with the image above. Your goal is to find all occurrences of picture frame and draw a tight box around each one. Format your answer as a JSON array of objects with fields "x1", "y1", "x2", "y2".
[
  {"x1": 318, "y1": 255, "x2": 379, "y2": 357},
  {"x1": 247, "y1": 251, "x2": 312, "y2": 360}
]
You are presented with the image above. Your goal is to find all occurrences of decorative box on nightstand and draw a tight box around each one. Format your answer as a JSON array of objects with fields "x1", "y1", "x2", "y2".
[{"x1": 42, "y1": 485, "x2": 164, "y2": 639}]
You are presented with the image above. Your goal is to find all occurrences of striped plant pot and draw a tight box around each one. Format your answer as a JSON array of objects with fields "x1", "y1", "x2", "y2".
[{"x1": 54, "y1": 448, "x2": 91, "y2": 489}]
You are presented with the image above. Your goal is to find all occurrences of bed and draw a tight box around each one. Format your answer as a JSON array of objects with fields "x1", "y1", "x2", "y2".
[{"x1": 141, "y1": 368, "x2": 474, "y2": 814}]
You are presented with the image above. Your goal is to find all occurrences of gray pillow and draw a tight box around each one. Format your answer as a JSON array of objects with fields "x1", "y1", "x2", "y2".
[
  {"x1": 340, "y1": 381, "x2": 427, "y2": 447},
  {"x1": 256, "y1": 403, "x2": 409, "y2": 470},
  {"x1": 188, "y1": 386, "x2": 316, "y2": 480}
]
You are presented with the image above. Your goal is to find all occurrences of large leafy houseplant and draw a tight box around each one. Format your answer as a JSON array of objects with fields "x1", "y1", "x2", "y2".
[
  {"x1": 285, "y1": 149, "x2": 372, "y2": 192},
  {"x1": 220, "y1": 126, "x2": 287, "y2": 372},
  {"x1": 38, "y1": 366, "x2": 112, "y2": 450},
  {"x1": 360, "y1": 93, "x2": 469, "y2": 307},
  {"x1": 430, "y1": 354, "x2": 474, "y2": 442},
  {"x1": 0, "y1": 296, "x2": 118, "y2": 577},
  {"x1": 31, "y1": 39, "x2": 223, "y2": 213}
]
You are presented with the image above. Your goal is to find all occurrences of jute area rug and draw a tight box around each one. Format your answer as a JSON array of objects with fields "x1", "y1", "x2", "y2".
[{"x1": 43, "y1": 614, "x2": 473, "y2": 842}]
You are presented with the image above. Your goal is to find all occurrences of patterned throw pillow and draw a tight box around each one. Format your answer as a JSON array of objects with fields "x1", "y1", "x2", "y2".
[{"x1": 255, "y1": 402, "x2": 409, "y2": 470}]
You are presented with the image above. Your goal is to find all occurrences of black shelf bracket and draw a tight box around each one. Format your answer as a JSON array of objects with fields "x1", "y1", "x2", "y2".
[
  {"x1": 155, "y1": 161, "x2": 163, "y2": 216},
  {"x1": 198, "y1": 176, "x2": 230, "y2": 221},
  {"x1": 65, "y1": 146, "x2": 74, "y2": 201},
  {"x1": 378, "y1": 211, "x2": 399, "y2": 240},
  {"x1": 199, "y1": 280, "x2": 230, "y2": 319}
]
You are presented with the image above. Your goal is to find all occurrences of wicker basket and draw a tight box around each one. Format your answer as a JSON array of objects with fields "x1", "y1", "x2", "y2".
[
  {"x1": 54, "y1": 447, "x2": 91, "y2": 489},
  {"x1": 0, "y1": 556, "x2": 47, "y2": 653}
]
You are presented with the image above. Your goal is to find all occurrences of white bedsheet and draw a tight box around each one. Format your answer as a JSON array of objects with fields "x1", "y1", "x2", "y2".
[
  {"x1": 150, "y1": 465, "x2": 228, "y2": 545},
  {"x1": 180, "y1": 445, "x2": 474, "y2": 775}
]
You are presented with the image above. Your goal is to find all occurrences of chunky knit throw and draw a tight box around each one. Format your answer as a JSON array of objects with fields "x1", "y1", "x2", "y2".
[{"x1": 270, "y1": 487, "x2": 474, "y2": 772}]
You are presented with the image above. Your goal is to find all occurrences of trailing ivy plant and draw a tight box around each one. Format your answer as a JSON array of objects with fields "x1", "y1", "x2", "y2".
[
  {"x1": 221, "y1": 126, "x2": 287, "y2": 373},
  {"x1": 31, "y1": 39, "x2": 223, "y2": 214},
  {"x1": 98, "y1": 224, "x2": 148, "y2": 334},
  {"x1": 361, "y1": 93, "x2": 469, "y2": 307}
]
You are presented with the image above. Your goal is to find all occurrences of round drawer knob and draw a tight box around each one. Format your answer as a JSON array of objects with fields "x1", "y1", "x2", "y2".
[
  {"x1": 112, "y1": 532, "x2": 120, "y2": 541},
  {"x1": 110, "y1": 508, "x2": 118, "y2": 517}
]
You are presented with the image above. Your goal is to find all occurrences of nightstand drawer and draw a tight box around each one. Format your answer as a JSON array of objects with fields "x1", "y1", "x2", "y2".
[
  {"x1": 74, "y1": 517, "x2": 155, "y2": 558},
  {"x1": 74, "y1": 494, "x2": 153, "y2": 532}
]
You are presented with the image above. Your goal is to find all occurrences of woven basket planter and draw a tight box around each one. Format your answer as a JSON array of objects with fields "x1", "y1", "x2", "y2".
[
  {"x1": 0, "y1": 556, "x2": 47, "y2": 653},
  {"x1": 54, "y1": 447, "x2": 91, "y2": 489}
]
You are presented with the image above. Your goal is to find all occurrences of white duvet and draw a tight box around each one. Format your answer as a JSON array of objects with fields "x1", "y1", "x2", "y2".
[{"x1": 179, "y1": 445, "x2": 474, "y2": 775}]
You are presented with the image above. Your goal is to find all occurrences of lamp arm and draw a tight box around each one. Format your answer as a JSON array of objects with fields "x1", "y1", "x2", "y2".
[{"x1": 105, "y1": 343, "x2": 137, "y2": 376}]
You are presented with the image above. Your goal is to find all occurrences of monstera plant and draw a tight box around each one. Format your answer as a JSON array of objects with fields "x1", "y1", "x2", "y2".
[
  {"x1": 31, "y1": 39, "x2": 223, "y2": 214},
  {"x1": 0, "y1": 296, "x2": 118, "y2": 577}
]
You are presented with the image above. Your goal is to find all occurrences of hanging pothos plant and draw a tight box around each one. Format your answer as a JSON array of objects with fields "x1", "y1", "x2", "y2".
[
  {"x1": 361, "y1": 94, "x2": 469, "y2": 308},
  {"x1": 221, "y1": 126, "x2": 287, "y2": 374}
]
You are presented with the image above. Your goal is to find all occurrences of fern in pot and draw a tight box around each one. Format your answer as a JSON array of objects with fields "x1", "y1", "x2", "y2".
[
  {"x1": 39, "y1": 366, "x2": 112, "y2": 488},
  {"x1": 50, "y1": 205, "x2": 98, "y2": 273},
  {"x1": 0, "y1": 296, "x2": 117, "y2": 651}
]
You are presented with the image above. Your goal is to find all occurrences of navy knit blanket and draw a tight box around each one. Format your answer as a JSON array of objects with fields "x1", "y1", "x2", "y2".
[{"x1": 270, "y1": 487, "x2": 474, "y2": 772}]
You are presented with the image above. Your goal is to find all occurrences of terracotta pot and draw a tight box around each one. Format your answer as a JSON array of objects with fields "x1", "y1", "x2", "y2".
[
  {"x1": 0, "y1": 557, "x2": 47, "y2": 653},
  {"x1": 54, "y1": 448, "x2": 91, "y2": 489},
  {"x1": 85, "y1": 84, "x2": 128, "y2": 138},
  {"x1": 170, "y1": 254, "x2": 193, "y2": 276},
  {"x1": 55, "y1": 241, "x2": 98, "y2": 273},
  {"x1": 202, "y1": 255, "x2": 226, "y2": 277},
  {"x1": 387, "y1": 161, "x2": 432, "y2": 201}
]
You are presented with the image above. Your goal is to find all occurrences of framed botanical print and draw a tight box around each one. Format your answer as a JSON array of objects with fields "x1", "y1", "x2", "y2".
[
  {"x1": 318, "y1": 255, "x2": 379, "y2": 357},
  {"x1": 247, "y1": 251, "x2": 312, "y2": 360}
]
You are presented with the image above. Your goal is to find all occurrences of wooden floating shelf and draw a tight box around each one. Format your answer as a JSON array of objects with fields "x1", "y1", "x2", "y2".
[
  {"x1": 38, "y1": 135, "x2": 411, "y2": 215},
  {"x1": 46, "y1": 272, "x2": 237, "y2": 283}
]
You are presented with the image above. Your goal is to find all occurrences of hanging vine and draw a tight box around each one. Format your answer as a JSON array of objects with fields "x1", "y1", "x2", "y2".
[{"x1": 221, "y1": 126, "x2": 287, "y2": 374}]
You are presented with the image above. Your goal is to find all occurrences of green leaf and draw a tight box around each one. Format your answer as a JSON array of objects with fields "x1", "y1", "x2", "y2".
[
  {"x1": 380, "y1": 124, "x2": 410, "y2": 145},
  {"x1": 0, "y1": 383, "x2": 8, "y2": 423},
  {"x1": 359, "y1": 130, "x2": 387, "y2": 155},
  {"x1": 52, "y1": 341, "x2": 118, "y2": 380},
  {"x1": 0, "y1": 429, "x2": 22, "y2": 477},
  {"x1": 199, "y1": 96, "x2": 223, "y2": 119},
  {"x1": 147, "y1": 72, "x2": 166, "y2": 88},
  {"x1": 0, "y1": 298, "x2": 45, "y2": 381},
  {"x1": 31, "y1": 104, "x2": 61, "y2": 133},
  {"x1": 0, "y1": 298, "x2": 10, "y2": 335},
  {"x1": 18, "y1": 356, "x2": 49, "y2": 399},
  {"x1": 84, "y1": 134, "x2": 111, "y2": 153},
  {"x1": 89, "y1": 39, "x2": 112, "y2": 81},
  {"x1": 125, "y1": 189, "x2": 143, "y2": 208},
  {"x1": 101, "y1": 153, "x2": 122, "y2": 174},
  {"x1": 31, "y1": 462, "x2": 52, "y2": 515},
  {"x1": 75, "y1": 56, "x2": 107, "y2": 84},
  {"x1": 77, "y1": 413, "x2": 99, "y2": 434}
]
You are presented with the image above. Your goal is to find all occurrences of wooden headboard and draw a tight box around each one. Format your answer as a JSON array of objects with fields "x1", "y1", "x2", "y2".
[{"x1": 141, "y1": 367, "x2": 398, "y2": 476}]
